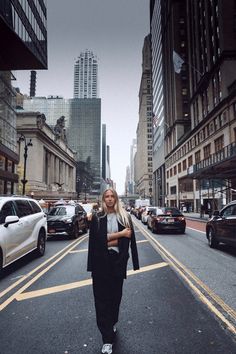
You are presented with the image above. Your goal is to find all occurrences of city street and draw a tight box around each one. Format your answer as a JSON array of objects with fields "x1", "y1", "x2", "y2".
[{"x1": 0, "y1": 217, "x2": 235, "y2": 354}]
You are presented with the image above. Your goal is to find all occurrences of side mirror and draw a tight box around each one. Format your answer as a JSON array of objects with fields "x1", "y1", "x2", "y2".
[
  {"x1": 213, "y1": 210, "x2": 220, "y2": 217},
  {"x1": 4, "y1": 215, "x2": 20, "y2": 228}
]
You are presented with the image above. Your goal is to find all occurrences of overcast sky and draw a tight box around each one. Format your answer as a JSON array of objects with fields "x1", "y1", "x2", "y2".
[{"x1": 15, "y1": 0, "x2": 150, "y2": 195}]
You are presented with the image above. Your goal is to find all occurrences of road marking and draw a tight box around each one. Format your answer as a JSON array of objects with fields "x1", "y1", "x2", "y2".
[
  {"x1": 137, "y1": 239, "x2": 149, "y2": 243},
  {"x1": 0, "y1": 236, "x2": 87, "y2": 311},
  {"x1": 187, "y1": 226, "x2": 205, "y2": 234},
  {"x1": 15, "y1": 263, "x2": 168, "y2": 301},
  {"x1": 69, "y1": 249, "x2": 88, "y2": 253},
  {"x1": 0, "y1": 237, "x2": 85, "y2": 299},
  {"x1": 133, "y1": 219, "x2": 236, "y2": 335}
]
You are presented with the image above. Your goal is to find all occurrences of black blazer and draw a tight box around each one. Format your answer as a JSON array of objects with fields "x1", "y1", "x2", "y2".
[{"x1": 87, "y1": 212, "x2": 139, "y2": 279}]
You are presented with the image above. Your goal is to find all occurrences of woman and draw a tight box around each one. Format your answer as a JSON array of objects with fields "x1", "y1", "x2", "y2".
[{"x1": 87, "y1": 188, "x2": 139, "y2": 354}]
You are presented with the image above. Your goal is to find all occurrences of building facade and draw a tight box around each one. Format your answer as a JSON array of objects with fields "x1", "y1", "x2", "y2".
[
  {"x1": 135, "y1": 34, "x2": 153, "y2": 201},
  {"x1": 23, "y1": 95, "x2": 102, "y2": 197},
  {"x1": 73, "y1": 50, "x2": 98, "y2": 99},
  {"x1": 0, "y1": 0, "x2": 47, "y2": 194},
  {"x1": 23, "y1": 96, "x2": 70, "y2": 127},
  {"x1": 68, "y1": 98, "x2": 101, "y2": 197},
  {"x1": 150, "y1": 0, "x2": 236, "y2": 212},
  {"x1": 129, "y1": 138, "x2": 137, "y2": 195},
  {"x1": 0, "y1": 0, "x2": 47, "y2": 70},
  {"x1": 17, "y1": 111, "x2": 76, "y2": 200},
  {"x1": 150, "y1": 0, "x2": 166, "y2": 207}
]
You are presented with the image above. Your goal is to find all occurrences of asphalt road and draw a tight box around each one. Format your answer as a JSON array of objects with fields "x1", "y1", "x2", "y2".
[{"x1": 0, "y1": 219, "x2": 235, "y2": 354}]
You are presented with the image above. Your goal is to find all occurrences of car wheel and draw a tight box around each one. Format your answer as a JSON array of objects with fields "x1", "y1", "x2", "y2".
[
  {"x1": 82, "y1": 224, "x2": 88, "y2": 234},
  {"x1": 208, "y1": 228, "x2": 218, "y2": 248},
  {"x1": 73, "y1": 223, "x2": 80, "y2": 239},
  {"x1": 36, "y1": 230, "x2": 46, "y2": 256},
  {"x1": 0, "y1": 250, "x2": 3, "y2": 274}
]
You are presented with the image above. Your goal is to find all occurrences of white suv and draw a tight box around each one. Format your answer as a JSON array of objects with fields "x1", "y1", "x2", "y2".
[{"x1": 0, "y1": 196, "x2": 47, "y2": 271}]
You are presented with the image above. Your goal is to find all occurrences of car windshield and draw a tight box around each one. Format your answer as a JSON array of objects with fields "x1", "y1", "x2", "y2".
[
  {"x1": 151, "y1": 208, "x2": 163, "y2": 215},
  {"x1": 48, "y1": 206, "x2": 75, "y2": 217},
  {"x1": 80, "y1": 203, "x2": 93, "y2": 213},
  {"x1": 148, "y1": 208, "x2": 157, "y2": 213},
  {"x1": 162, "y1": 207, "x2": 182, "y2": 216}
]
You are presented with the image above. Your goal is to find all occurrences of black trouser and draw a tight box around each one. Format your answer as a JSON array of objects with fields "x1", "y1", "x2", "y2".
[{"x1": 92, "y1": 250, "x2": 124, "y2": 344}]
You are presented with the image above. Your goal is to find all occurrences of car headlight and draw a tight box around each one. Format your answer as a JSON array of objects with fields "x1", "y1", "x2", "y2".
[{"x1": 64, "y1": 218, "x2": 72, "y2": 224}]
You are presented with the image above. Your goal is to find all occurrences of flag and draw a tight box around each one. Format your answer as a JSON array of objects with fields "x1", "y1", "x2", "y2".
[
  {"x1": 173, "y1": 51, "x2": 184, "y2": 73},
  {"x1": 152, "y1": 113, "x2": 160, "y2": 128}
]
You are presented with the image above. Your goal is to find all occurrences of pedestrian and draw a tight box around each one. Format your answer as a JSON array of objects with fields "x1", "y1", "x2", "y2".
[{"x1": 87, "y1": 187, "x2": 139, "y2": 354}]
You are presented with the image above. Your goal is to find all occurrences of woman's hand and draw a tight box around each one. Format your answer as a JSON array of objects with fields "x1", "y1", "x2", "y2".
[
  {"x1": 107, "y1": 228, "x2": 132, "y2": 242},
  {"x1": 119, "y1": 228, "x2": 132, "y2": 238}
]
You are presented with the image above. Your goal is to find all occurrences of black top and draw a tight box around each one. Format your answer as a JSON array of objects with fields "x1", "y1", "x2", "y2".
[{"x1": 87, "y1": 212, "x2": 139, "y2": 278}]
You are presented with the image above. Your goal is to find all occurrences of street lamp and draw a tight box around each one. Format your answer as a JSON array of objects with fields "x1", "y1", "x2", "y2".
[
  {"x1": 83, "y1": 182, "x2": 87, "y2": 202},
  {"x1": 18, "y1": 134, "x2": 33, "y2": 195}
]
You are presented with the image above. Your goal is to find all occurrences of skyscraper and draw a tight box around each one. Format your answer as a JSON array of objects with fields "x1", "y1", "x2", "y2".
[
  {"x1": 68, "y1": 99, "x2": 101, "y2": 197},
  {"x1": 0, "y1": 0, "x2": 47, "y2": 194},
  {"x1": 73, "y1": 50, "x2": 98, "y2": 98},
  {"x1": 135, "y1": 34, "x2": 153, "y2": 200}
]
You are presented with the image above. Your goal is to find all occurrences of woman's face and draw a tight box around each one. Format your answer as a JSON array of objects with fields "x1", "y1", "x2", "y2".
[{"x1": 104, "y1": 190, "x2": 116, "y2": 210}]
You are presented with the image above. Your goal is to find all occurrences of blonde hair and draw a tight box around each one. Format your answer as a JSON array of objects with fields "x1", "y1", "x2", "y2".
[{"x1": 101, "y1": 188, "x2": 131, "y2": 228}]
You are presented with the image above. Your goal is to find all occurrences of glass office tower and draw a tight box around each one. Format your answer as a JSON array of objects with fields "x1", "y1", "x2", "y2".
[
  {"x1": 68, "y1": 99, "x2": 101, "y2": 196},
  {"x1": 0, "y1": 0, "x2": 47, "y2": 194},
  {"x1": 0, "y1": 0, "x2": 47, "y2": 69}
]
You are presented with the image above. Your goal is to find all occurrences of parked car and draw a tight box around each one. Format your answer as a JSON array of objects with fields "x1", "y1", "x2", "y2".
[
  {"x1": 148, "y1": 207, "x2": 186, "y2": 234},
  {"x1": 142, "y1": 206, "x2": 159, "y2": 224},
  {"x1": 206, "y1": 200, "x2": 236, "y2": 248},
  {"x1": 47, "y1": 203, "x2": 88, "y2": 238},
  {"x1": 147, "y1": 207, "x2": 163, "y2": 231},
  {"x1": 79, "y1": 202, "x2": 99, "y2": 227},
  {"x1": 0, "y1": 196, "x2": 47, "y2": 271}
]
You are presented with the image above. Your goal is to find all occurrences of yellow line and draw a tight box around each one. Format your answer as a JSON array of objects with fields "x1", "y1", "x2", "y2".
[
  {"x1": 127, "y1": 262, "x2": 167, "y2": 275},
  {"x1": 0, "y1": 237, "x2": 86, "y2": 299},
  {"x1": 0, "y1": 236, "x2": 87, "y2": 311},
  {"x1": 16, "y1": 279, "x2": 93, "y2": 300},
  {"x1": 133, "y1": 219, "x2": 236, "y2": 335},
  {"x1": 69, "y1": 239, "x2": 147, "y2": 252},
  {"x1": 69, "y1": 249, "x2": 88, "y2": 253},
  {"x1": 16, "y1": 262, "x2": 168, "y2": 301}
]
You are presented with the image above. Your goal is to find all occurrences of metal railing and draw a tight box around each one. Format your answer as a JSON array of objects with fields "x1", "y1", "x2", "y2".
[{"x1": 190, "y1": 142, "x2": 236, "y2": 174}]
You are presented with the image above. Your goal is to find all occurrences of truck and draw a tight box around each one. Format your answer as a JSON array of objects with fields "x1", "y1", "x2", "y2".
[{"x1": 135, "y1": 198, "x2": 150, "y2": 208}]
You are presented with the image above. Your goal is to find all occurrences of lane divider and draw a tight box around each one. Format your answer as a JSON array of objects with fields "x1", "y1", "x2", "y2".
[
  {"x1": 0, "y1": 236, "x2": 87, "y2": 299},
  {"x1": 133, "y1": 218, "x2": 236, "y2": 335},
  {"x1": 0, "y1": 236, "x2": 87, "y2": 311},
  {"x1": 16, "y1": 262, "x2": 168, "y2": 301}
]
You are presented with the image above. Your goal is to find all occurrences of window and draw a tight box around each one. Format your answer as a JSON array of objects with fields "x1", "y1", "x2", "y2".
[
  {"x1": 188, "y1": 155, "x2": 193, "y2": 166},
  {"x1": 0, "y1": 155, "x2": 6, "y2": 170},
  {"x1": 222, "y1": 205, "x2": 236, "y2": 217},
  {"x1": 178, "y1": 163, "x2": 181, "y2": 173},
  {"x1": 203, "y1": 144, "x2": 211, "y2": 158},
  {"x1": 14, "y1": 200, "x2": 33, "y2": 217},
  {"x1": 170, "y1": 186, "x2": 177, "y2": 194},
  {"x1": 29, "y1": 201, "x2": 41, "y2": 214},
  {"x1": 195, "y1": 150, "x2": 201, "y2": 164},
  {"x1": 214, "y1": 135, "x2": 224, "y2": 152},
  {"x1": 0, "y1": 201, "x2": 16, "y2": 224},
  {"x1": 182, "y1": 159, "x2": 187, "y2": 170}
]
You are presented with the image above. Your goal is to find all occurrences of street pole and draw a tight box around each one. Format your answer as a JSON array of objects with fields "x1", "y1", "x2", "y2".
[{"x1": 18, "y1": 134, "x2": 33, "y2": 195}]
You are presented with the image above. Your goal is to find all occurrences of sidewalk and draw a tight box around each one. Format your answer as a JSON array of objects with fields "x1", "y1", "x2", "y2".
[{"x1": 183, "y1": 212, "x2": 210, "y2": 222}]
